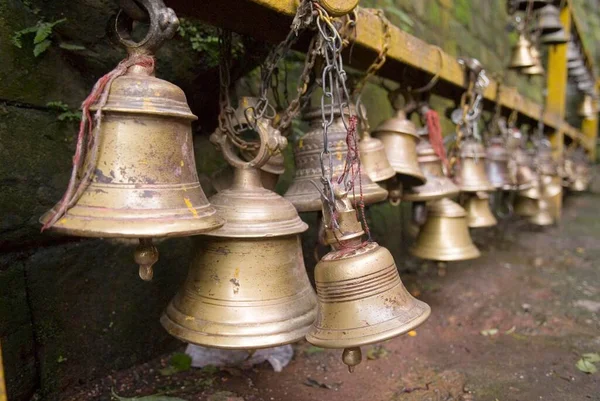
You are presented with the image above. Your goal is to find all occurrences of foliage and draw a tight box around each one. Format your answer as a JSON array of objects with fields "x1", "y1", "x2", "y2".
[
  {"x1": 177, "y1": 18, "x2": 220, "y2": 63},
  {"x1": 46, "y1": 101, "x2": 82, "y2": 122},
  {"x1": 576, "y1": 353, "x2": 600, "y2": 374},
  {"x1": 12, "y1": 18, "x2": 66, "y2": 57},
  {"x1": 159, "y1": 352, "x2": 192, "y2": 376}
]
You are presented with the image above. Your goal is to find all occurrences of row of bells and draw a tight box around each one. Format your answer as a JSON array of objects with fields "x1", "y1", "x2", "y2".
[{"x1": 41, "y1": 64, "x2": 588, "y2": 370}]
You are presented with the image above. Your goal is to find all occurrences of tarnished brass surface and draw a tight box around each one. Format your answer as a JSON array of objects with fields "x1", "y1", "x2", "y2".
[
  {"x1": 530, "y1": 199, "x2": 554, "y2": 226},
  {"x1": 318, "y1": 0, "x2": 359, "y2": 17},
  {"x1": 536, "y1": 5, "x2": 564, "y2": 34},
  {"x1": 403, "y1": 139, "x2": 459, "y2": 202},
  {"x1": 410, "y1": 198, "x2": 480, "y2": 261},
  {"x1": 372, "y1": 110, "x2": 426, "y2": 186},
  {"x1": 359, "y1": 132, "x2": 396, "y2": 183},
  {"x1": 211, "y1": 149, "x2": 284, "y2": 192},
  {"x1": 514, "y1": 196, "x2": 538, "y2": 217},
  {"x1": 162, "y1": 167, "x2": 316, "y2": 348},
  {"x1": 508, "y1": 34, "x2": 535, "y2": 69},
  {"x1": 454, "y1": 139, "x2": 495, "y2": 193},
  {"x1": 521, "y1": 45, "x2": 545, "y2": 76},
  {"x1": 540, "y1": 28, "x2": 569, "y2": 45},
  {"x1": 40, "y1": 72, "x2": 224, "y2": 237},
  {"x1": 322, "y1": 191, "x2": 364, "y2": 244},
  {"x1": 486, "y1": 137, "x2": 515, "y2": 190},
  {"x1": 578, "y1": 94, "x2": 595, "y2": 118},
  {"x1": 514, "y1": 148, "x2": 536, "y2": 190},
  {"x1": 284, "y1": 109, "x2": 388, "y2": 212},
  {"x1": 464, "y1": 192, "x2": 498, "y2": 228}
]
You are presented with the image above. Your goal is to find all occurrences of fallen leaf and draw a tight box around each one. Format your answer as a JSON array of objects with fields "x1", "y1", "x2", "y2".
[
  {"x1": 159, "y1": 353, "x2": 192, "y2": 376},
  {"x1": 576, "y1": 358, "x2": 597, "y2": 374},
  {"x1": 304, "y1": 346, "x2": 324, "y2": 355},
  {"x1": 366, "y1": 345, "x2": 388, "y2": 360},
  {"x1": 408, "y1": 330, "x2": 417, "y2": 337},
  {"x1": 582, "y1": 353, "x2": 600, "y2": 363},
  {"x1": 303, "y1": 378, "x2": 339, "y2": 390},
  {"x1": 480, "y1": 328, "x2": 499, "y2": 336},
  {"x1": 505, "y1": 326, "x2": 516, "y2": 334}
]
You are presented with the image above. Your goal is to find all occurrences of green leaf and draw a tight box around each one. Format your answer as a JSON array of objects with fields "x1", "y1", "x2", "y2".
[
  {"x1": 576, "y1": 358, "x2": 597, "y2": 374},
  {"x1": 158, "y1": 353, "x2": 192, "y2": 376},
  {"x1": 58, "y1": 42, "x2": 86, "y2": 51},
  {"x1": 34, "y1": 18, "x2": 66, "y2": 44},
  {"x1": 33, "y1": 39, "x2": 52, "y2": 57},
  {"x1": 366, "y1": 345, "x2": 389, "y2": 360},
  {"x1": 582, "y1": 353, "x2": 600, "y2": 363},
  {"x1": 11, "y1": 26, "x2": 38, "y2": 48},
  {"x1": 305, "y1": 346, "x2": 324, "y2": 355},
  {"x1": 111, "y1": 389, "x2": 188, "y2": 401},
  {"x1": 480, "y1": 328, "x2": 499, "y2": 336}
]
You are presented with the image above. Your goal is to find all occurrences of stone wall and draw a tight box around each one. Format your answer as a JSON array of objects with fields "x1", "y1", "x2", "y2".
[{"x1": 0, "y1": 1, "x2": 597, "y2": 400}]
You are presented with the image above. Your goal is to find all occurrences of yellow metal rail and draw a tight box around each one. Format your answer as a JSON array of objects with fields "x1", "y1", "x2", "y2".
[{"x1": 167, "y1": 0, "x2": 595, "y2": 153}]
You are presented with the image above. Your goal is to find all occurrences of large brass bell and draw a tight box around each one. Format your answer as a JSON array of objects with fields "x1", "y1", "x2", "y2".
[
  {"x1": 40, "y1": 3, "x2": 224, "y2": 280},
  {"x1": 464, "y1": 192, "x2": 498, "y2": 228},
  {"x1": 486, "y1": 137, "x2": 515, "y2": 190},
  {"x1": 306, "y1": 189, "x2": 430, "y2": 372},
  {"x1": 284, "y1": 107, "x2": 388, "y2": 212},
  {"x1": 403, "y1": 137, "x2": 459, "y2": 202},
  {"x1": 162, "y1": 101, "x2": 317, "y2": 349},
  {"x1": 578, "y1": 94, "x2": 596, "y2": 118},
  {"x1": 540, "y1": 28, "x2": 569, "y2": 45},
  {"x1": 372, "y1": 110, "x2": 426, "y2": 186},
  {"x1": 454, "y1": 139, "x2": 495, "y2": 192},
  {"x1": 410, "y1": 198, "x2": 480, "y2": 261},
  {"x1": 509, "y1": 34, "x2": 535, "y2": 69},
  {"x1": 536, "y1": 5, "x2": 563, "y2": 34}
]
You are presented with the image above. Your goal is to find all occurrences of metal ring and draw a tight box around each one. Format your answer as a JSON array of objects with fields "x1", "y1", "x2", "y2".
[{"x1": 410, "y1": 46, "x2": 444, "y2": 94}]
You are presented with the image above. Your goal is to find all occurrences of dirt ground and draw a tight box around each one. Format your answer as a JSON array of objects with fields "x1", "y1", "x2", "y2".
[{"x1": 63, "y1": 180, "x2": 600, "y2": 401}]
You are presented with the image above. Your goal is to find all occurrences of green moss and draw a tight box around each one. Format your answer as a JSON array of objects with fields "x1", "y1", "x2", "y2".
[{"x1": 453, "y1": 0, "x2": 472, "y2": 28}]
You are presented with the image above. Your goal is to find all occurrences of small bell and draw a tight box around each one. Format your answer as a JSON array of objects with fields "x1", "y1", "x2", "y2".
[
  {"x1": 536, "y1": 5, "x2": 563, "y2": 34},
  {"x1": 567, "y1": 41, "x2": 580, "y2": 62},
  {"x1": 464, "y1": 192, "x2": 498, "y2": 228},
  {"x1": 306, "y1": 189, "x2": 430, "y2": 372},
  {"x1": 454, "y1": 139, "x2": 495, "y2": 193},
  {"x1": 514, "y1": 147, "x2": 536, "y2": 190},
  {"x1": 508, "y1": 34, "x2": 536, "y2": 69},
  {"x1": 403, "y1": 138, "x2": 459, "y2": 202},
  {"x1": 567, "y1": 59, "x2": 584, "y2": 69},
  {"x1": 410, "y1": 198, "x2": 480, "y2": 261},
  {"x1": 372, "y1": 110, "x2": 426, "y2": 186},
  {"x1": 514, "y1": 196, "x2": 538, "y2": 217},
  {"x1": 359, "y1": 131, "x2": 396, "y2": 183},
  {"x1": 569, "y1": 66, "x2": 588, "y2": 78},
  {"x1": 284, "y1": 107, "x2": 388, "y2": 212},
  {"x1": 162, "y1": 102, "x2": 317, "y2": 349},
  {"x1": 540, "y1": 28, "x2": 569, "y2": 45},
  {"x1": 529, "y1": 199, "x2": 554, "y2": 226},
  {"x1": 486, "y1": 137, "x2": 516, "y2": 190},
  {"x1": 40, "y1": 3, "x2": 224, "y2": 280},
  {"x1": 578, "y1": 94, "x2": 596, "y2": 118},
  {"x1": 521, "y1": 45, "x2": 545, "y2": 76}
]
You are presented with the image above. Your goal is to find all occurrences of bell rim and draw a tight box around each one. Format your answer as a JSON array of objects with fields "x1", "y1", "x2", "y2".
[
  {"x1": 403, "y1": 189, "x2": 460, "y2": 202},
  {"x1": 365, "y1": 166, "x2": 397, "y2": 183},
  {"x1": 284, "y1": 181, "x2": 389, "y2": 212},
  {"x1": 305, "y1": 300, "x2": 431, "y2": 348},
  {"x1": 467, "y1": 217, "x2": 498, "y2": 228},
  {"x1": 410, "y1": 244, "x2": 481, "y2": 261}
]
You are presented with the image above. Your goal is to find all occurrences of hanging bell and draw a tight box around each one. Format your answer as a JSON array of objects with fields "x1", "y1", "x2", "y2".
[
  {"x1": 578, "y1": 94, "x2": 596, "y2": 118},
  {"x1": 540, "y1": 28, "x2": 569, "y2": 45},
  {"x1": 162, "y1": 104, "x2": 317, "y2": 349},
  {"x1": 403, "y1": 138, "x2": 459, "y2": 202},
  {"x1": 569, "y1": 66, "x2": 588, "y2": 78},
  {"x1": 454, "y1": 139, "x2": 495, "y2": 193},
  {"x1": 529, "y1": 199, "x2": 554, "y2": 226},
  {"x1": 486, "y1": 137, "x2": 515, "y2": 190},
  {"x1": 567, "y1": 58, "x2": 584, "y2": 69},
  {"x1": 514, "y1": 147, "x2": 536, "y2": 190},
  {"x1": 567, "y1": 41, "x2": 580, "y2": 62},
  {"x1": 211, "y1": 149, "x2": 284, "y2": 192},
  {"x1": 410, "y1": 198, "x2": 480, "y2": 261},
  {"x1": 372, "y1": 110, "x2": 426, "y2": 186},
  {"x1": 40, "y1": 7, "x2": 224, "y2": 280},
  {"x1": 306, "y1": 189, "x2": 430, "y2": 372},
  {"x1": 521, "y1": 45, "x2": 545, "y2": 76},
  {"x1": 536, "y1": 5, "x2": 563, "y2": 34},
  {"x1": 464, "y1": 192, "x2": 498, "y2": 228},
  {"x1": 285, "y1": 107, "x2": 388, "y2": 212},
  {"x1": 514, "y1": 195, "x2": 538, "y2": 217},
  {"x1": 508, "y1": 34, "x2": 536, "y2": 69},
  {"x1": 359, "y1": 131, "x2": 396, "y2": 183}
]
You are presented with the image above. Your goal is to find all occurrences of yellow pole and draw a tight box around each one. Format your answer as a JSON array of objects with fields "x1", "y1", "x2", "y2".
[
  {"x1": 545, "y1": 5, "x2": 571, "y2": 160},
  {"x1": 0, "y1": 340, "x2": 7, "y2": 401}
]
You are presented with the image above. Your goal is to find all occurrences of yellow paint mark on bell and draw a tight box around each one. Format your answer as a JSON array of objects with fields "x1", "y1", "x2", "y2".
[
  {"x1": 180, "y1": 160, "x2": 184, "y2": 167},
  {"x1": 183, "y1": 197, "x2": 199, "y2": 218},
  {"x1": 408, "y1": 330, "x2": 417, "y2": 337},
  {"x1": 139, "y1": 159, "x2": 149, "y2": 165},
  {"x1": 184, "y1": 316, "x2": 195, "y2": 321},
  {"x1": 298, "y1": 138, "x2": 304, "y2": 148},
  {"x1": 234, "y1": 268, "x2": 240, "y2": 279},
  {"x1": 58, "y1": 218, "x2": 68, "y2": 225},
  {"x1": 336, "y1": 151, "x2": 343, "y2": 161}
]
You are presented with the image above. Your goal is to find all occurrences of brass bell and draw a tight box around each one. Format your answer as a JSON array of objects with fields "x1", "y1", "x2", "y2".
[
  {"x1": 540, "y1": 28, "x2": 569, "y2": 45},
  {"x1": 410, "y1": 198, "x2": 481, "y2": 261},
  {"x1": 306, "y1": 189, "x2": 430, "y2": 372},
  {"x1": 403, "y1": 137, "x2": 459, "y2": 202},
  {"x1": 162, "y1": 105, "x2": 317, "y2": 349},
  {"x1": 578, "y1": 94, "x2": 596, "y2": 118},
  {"x1": 359, "y1": 131, "x2": 396, "y2": 183},
  {"x1": 529, "y1": 199, "x2": 554, "y2": 226},
  {"x1": 486, "y1": 137, "x2": 515, "y2": 190},
  {"x1": 508, "y1": 34, "x2": 535, "y2": 69},
  {"x1": 514, "y1": 147, "x2": 536, "y2": 190},
  {"x1": 284, "y1": 107, "x2": 388, "y2": 212},
  {"x1": 521, "y1": 45, "x2": 545, "y2": 76},
  {"x1": 536, "y1": 5, "x2": 563, "y2": 34},
  {"x1": 40, "y1": 25, "x2": 225, "y2": 280},
  {"x1": 514, "y1": 195, "x2": 538, "y2": 217},
  {"x1": 464, "y1": 192, "x2": 498, "y2": 228},
  {"x1": 454, "y1": 139, "x2": 495, "y2": 193},
  {"x1": 372, "y1": 110, "x2": 426, "y2": 186},
  {"x1": 211, "y1": 150, "x2": 284, "y2": 192}
]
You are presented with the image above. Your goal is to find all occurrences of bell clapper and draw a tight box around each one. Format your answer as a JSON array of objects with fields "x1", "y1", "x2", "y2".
[
  {"x1": 135, "y1": 238, "x2": 159, "y2": 281},
  {"x1": 342, "y1": 347, "x2": 362, "y2": 373}
]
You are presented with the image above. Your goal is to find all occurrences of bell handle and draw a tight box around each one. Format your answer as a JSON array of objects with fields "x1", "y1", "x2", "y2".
[
  {"x1": 115, "y1": 0, "x2": 179, "y2": 56},
  {"x1": 212, "y1": 115, "x2": 287, "y2": 170}
]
